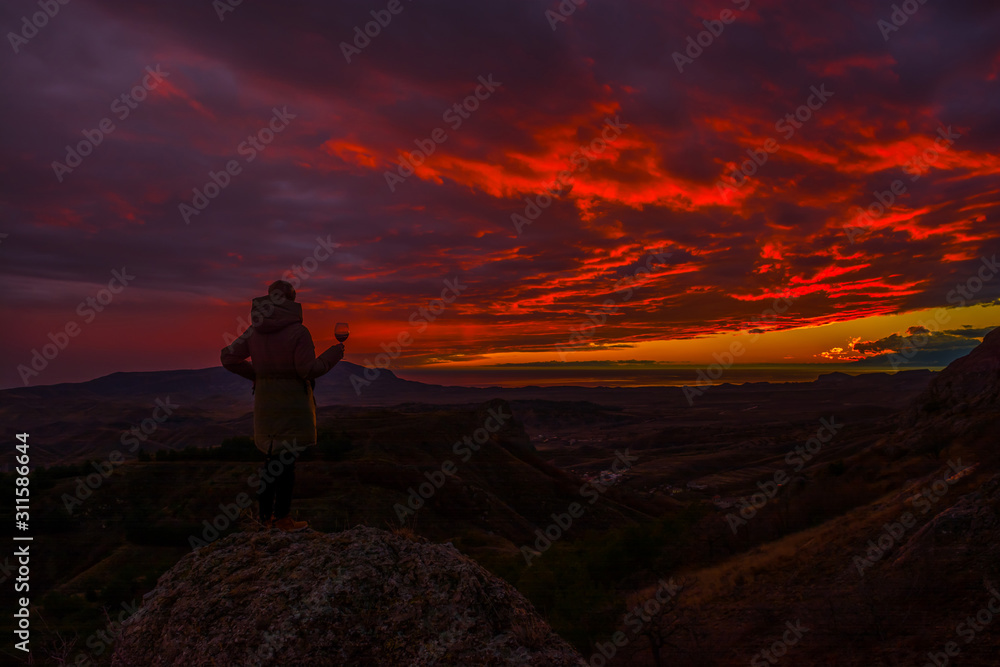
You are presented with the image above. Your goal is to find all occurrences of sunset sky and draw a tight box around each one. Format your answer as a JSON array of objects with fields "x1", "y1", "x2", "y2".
[{"x1": 2, "y1": 0, "x2": 999, "y2": 389}]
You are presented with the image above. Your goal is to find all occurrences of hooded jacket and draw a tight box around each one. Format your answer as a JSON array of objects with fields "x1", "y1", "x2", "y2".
[{"x1": 220, "y1": 295, "x2": 343, "y2": 454}]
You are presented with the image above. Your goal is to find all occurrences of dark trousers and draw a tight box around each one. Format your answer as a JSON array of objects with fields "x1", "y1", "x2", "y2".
[{"x1": 258, "y1": 453, "x2": 296, "y2": 521}]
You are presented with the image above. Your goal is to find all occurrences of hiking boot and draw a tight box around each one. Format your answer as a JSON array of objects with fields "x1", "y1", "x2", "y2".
[{"x1": 274, "y1": 516, "x2": 309, "y2": 532}]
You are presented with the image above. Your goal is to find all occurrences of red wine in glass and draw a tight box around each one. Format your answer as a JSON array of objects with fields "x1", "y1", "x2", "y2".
[{"x1": 335, "y1": 322, "x2": 349, "y2": 343}]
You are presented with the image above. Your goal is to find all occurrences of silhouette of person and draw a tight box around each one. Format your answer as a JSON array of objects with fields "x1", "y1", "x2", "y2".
[{"x1": 220, "y1": 279, "x2": 344, "y2": 532}]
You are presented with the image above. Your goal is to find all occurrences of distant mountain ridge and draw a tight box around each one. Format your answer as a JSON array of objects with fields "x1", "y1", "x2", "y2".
[
  {"x1": 0, "y1": 361, "x2": 945, "y2": 467},
  {"x1": 0, "y1": 361, "x2": 419, "y2": 405}
]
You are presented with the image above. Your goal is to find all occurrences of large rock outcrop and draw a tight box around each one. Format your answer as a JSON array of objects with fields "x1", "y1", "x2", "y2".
[
  {"x1": 112, "y1": 526, "x2": 584, "y2": 666},
  {"x1": 885, "y1": 326, "x2": 1000, "y2": 455}
]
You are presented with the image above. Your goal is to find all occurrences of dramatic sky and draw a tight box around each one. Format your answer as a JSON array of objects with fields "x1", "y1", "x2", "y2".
[{"x1": 2, "y1": 0, "x2": 1000, "y2": 388}]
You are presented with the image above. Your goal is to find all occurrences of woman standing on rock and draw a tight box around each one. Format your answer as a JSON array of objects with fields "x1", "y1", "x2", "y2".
[{"x1": 220, "y1": 279, "x2": 344, "y2": 532}]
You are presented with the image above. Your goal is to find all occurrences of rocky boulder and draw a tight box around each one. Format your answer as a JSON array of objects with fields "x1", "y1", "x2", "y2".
[{"x1": 112, "y1": 526, "x2": 584, "y2": 666}]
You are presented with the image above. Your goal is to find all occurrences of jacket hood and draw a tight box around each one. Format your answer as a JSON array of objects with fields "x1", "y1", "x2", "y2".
[{"x1": 250, "y1": 295, "x2": 303, "y2": 334}]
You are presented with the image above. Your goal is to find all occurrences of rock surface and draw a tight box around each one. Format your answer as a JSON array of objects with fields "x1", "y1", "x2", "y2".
[
  {"x1": 879, "y1": 328, "x2": 1000, "y2": 579},
  {"x1": 112, "y1": 526, "x2": 585, "y2": 666},
  {"x1": 885, "y1": 326, "x2": 999, "y2": 455},
  {"x1": 892, "y1": 473, "x2": 1000, "y2": 571}
]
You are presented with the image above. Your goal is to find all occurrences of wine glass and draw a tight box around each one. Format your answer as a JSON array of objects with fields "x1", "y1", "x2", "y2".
[{"x1": 334, "y1": 322, "x2": 350, "y2": 343}]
